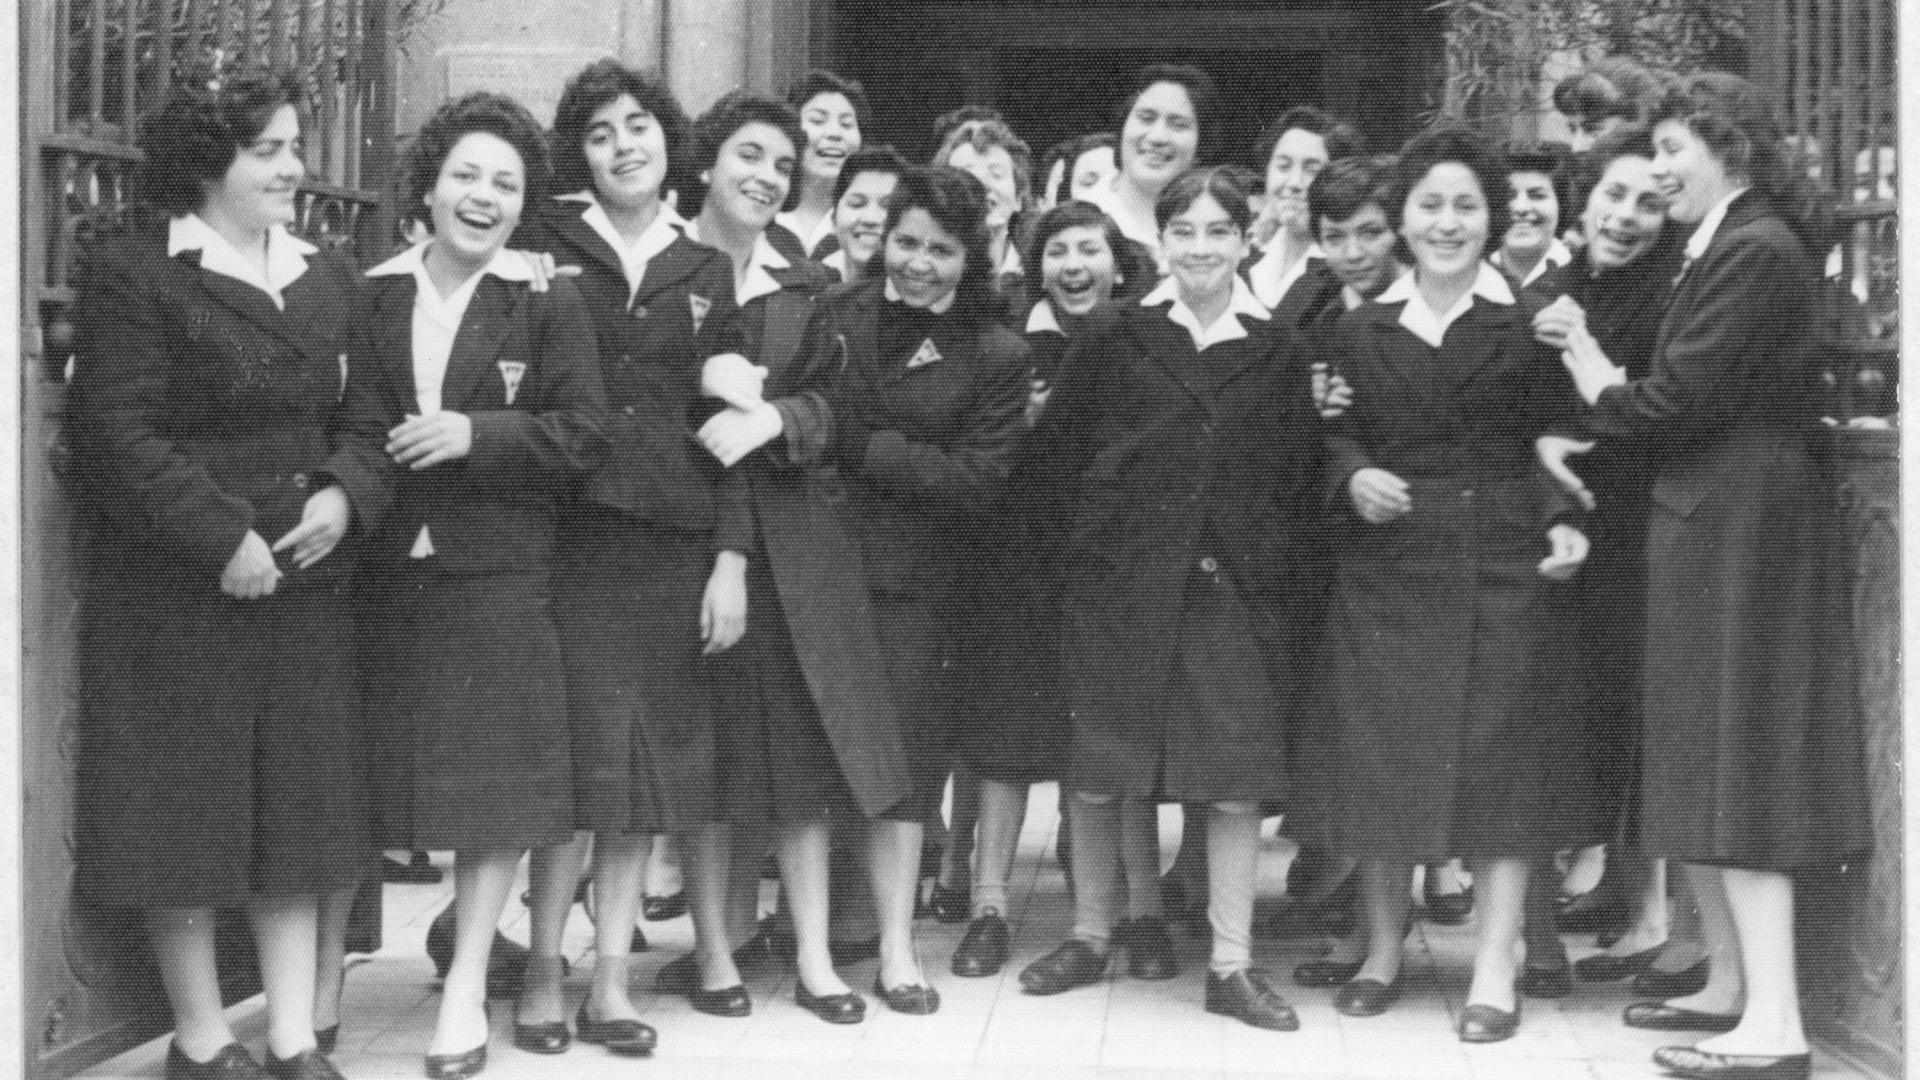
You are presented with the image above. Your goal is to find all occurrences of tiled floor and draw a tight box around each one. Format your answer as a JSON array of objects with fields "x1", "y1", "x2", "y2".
[{"x1": 81, "y1": 788, "x2": 1875, "y2": 1080}]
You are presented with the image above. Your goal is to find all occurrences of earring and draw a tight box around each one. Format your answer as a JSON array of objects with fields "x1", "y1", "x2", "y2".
[{"x1": 700, "y1": 171, "x2": 711, "y2": 185}]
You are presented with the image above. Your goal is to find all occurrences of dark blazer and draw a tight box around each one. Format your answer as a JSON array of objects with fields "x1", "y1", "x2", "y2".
[
  {"x1": 359, "y1": 270, "x2": 608, "y2": 575},
  {"x1": 1240, "y1": 251, "x2": 1347, "y2": 335}
]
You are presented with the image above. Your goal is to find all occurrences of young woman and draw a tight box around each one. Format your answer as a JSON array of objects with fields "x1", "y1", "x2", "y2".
[
  {"x1": 1549, "y1": 73, "x2": 1865, "y2": 1080},
  {"x1": 1081, "y1": 63, "x2": 1220, "y2": 273},
  {"x1": 773, "y1": 69, "x2": 870, "y2": 261},
  {"x1": 510, "y1": 59, "x2": 746, "y2": 1057},
  {"x1": 69, "y1": 70, "x2": 390, "y2": 1080},
  {"x1": 359, "y1": 92, "x2": 608, "y2": 1078},
  {"x1": 1036, "y1": 132, "x2": 1119, "y2": 212},
  {"x1": 821, "y1": 145, "x2": 910, "y2": 282},
  {"x1": 1013, "y1": 167, "x2": 1326, "y2": 1032},
  {"x1": 1317, "y1": 127, "x2": 1588, "y2": 1043},
  {"x1": 1244, "y1": 106, "x2": 1365, "y2": 324},
  {"x1": 1491, "y1": 143, "x2": 1574, "y2": 288},
  {"x1": 933, "y1": 117, "x2": 1035, "y2": 301},
  {"x1": 1553, "y1": 55, "x2": 1666, "y2": 152}
]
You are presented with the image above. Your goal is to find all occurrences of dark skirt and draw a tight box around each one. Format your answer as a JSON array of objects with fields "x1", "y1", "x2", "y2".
[
  {"x1": 77, "y1": 568, "x2": 369, "y2": 907},
  {"x1": 1564, "y1": 494, "x2": 1648, "y2": 847},
  {"x1": 556, "y1": 518, "x2": 716, "y2": 833},
  {"x1": 362, "y1": 559, "x2": 574, "y2": 851},
  {"x1": 870, "y1": 590, "x2": 956, "y2": 823},
  {"x1": 950, "y1": 547, "x2": 1068, "y2": 786}
]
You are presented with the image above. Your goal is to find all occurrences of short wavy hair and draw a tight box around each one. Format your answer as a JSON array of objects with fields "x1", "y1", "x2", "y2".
[
  {"x1": 1649, "y1": 71, "x2": 1833, "y2": 248},
  {"x1": 1038, "y1": 132, "x2": 1117, "y2": 206},
  {"x1": 1254, "y1": 106, "x2": 1368, "y2": 181},
  {"x1": 831, "y1": 144, "x2": 911, "y2": 205},
  {"x1": 1502, "y1": 140, "x2": 1574, "y2": 221},
  {"x1": 1154, "y1": 165, "x2": 1253, "y2": 234},
  {"x1": 1386, "y1": 125, "x2": 1511, "y2": 247},
  {"x1": 933, "y1": 117, "x2": 1035, "y2": 211},
  {"x1": 1564, "y1": 124, "x2": 1656, "y2": 213},
  {"x1": 1115, "y1": 63, "x2": 1223, "y2": 167},
  {"x1": 137, "y1": 69, "x2": 304, "y2": 217},
  {"x1": 683, "y1": 91, "x2": 805, "y2": 217},
  {"x1": 1553, "y1": 55, "x2": 1664, "y2": 127},
  {"x1": 875, "y1": 165, "x2": 997, "y2": 319},
  {"x1": 398, "y1": 92, "x2": 551, "y2": 231},
  {"x1": 1022, "y1": 200, "x2": 1150, "y2": 298},
  {"x1": 1307, "y1": 154, "x2": 1397, "y2": 234},
  {"x1": 550, "y1": 60, "x2": 691, "y2": 202},
  {"x1": 786, "y1": 69, "x2": 872, "y2": 139}
]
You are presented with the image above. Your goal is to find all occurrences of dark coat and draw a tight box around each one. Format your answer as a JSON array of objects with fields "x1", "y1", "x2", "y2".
[
  {"x1": 1013, "y1": 302, "x2": 1329, "y2": 800},
  {"x1": 1317, "y1": 288, "x2": 1584, "y2": 860},
  {"x1": 1241, "y1": 251, "x2": 1346, "y2": 334},
  {"x1": 1580, "y1": 194, "x2": 1867, "y2": 869},
  {"x1": 68, "y1": 221, "x2": 391, "y2": 906}
]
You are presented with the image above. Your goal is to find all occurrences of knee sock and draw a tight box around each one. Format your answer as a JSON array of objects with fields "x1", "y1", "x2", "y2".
[
  {"x1": 1068, "y1": 791, "x2": 1121, "y2": 950},
  {"x1": 1206, "y1": 802, "x2": 1261, "y2": 976}
]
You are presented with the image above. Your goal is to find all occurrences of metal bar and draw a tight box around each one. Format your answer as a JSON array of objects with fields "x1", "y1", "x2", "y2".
[
  {"x1": 89, "y1": 0, "x2": 107, "y2": 127},
  {"x1": 1838, "y1": 0, "x2": 1859, "y2": 200},
  {"x1": 122, "y1": 0, "x2": 141, "y2": 137},
  {"x1": 1792, "y1": 0, "x2": 1811, "y2": 165},
  {"x1": 362, "y1": 0, "x2": 395, "y2": 256},
  {"x1": 158, "y1": 0, "x2": 175, "y2": 103},
  {"x1": 317, "y1": 0, "x2": 335, "y2": 178},
  {"x1": 53, "y1": 0, "x2": 71, "y2": 130}
]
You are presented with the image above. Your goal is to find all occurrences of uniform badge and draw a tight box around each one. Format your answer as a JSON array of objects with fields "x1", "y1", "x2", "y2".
[
  {"x1": 689, "y1": 293, "x2": 712, "y2": 335},
  {"x1": 906, "y1": 338, "x2": 943, "y2": 370},
  {"x1": 498, "y1": 360, "x2": 527, "y2": 405}
]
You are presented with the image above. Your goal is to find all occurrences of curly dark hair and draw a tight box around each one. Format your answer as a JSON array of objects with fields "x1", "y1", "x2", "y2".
[
  {"x1": 1154, "y1": 165, "x2": 1253, "y2": 233},
  {"x1": 1386, "y1": 125, "x2": 1511, "y2": 250},
  {"x1": 398, "y1": 92, "x2": 551, "y2": 232},
  {"x1": 1114, "y1": 63, "x2": 1222, "y2": 168},
  {"x1": 1649, "y1": 71, "x2": 1833, "y2": 249},
  {"x1": 136, "y1": 70, "x2": 304, "y2": 217},
  {"x1": 1307, "y1": 154, "x2": 1397, "y2": 235},
  {"x1": 1502, "y1": 140, "x2": 1574, "y2": 222},
  {"x1": 1254, "y1": 106, "x2": 1368, "y2": 183},
  {"x1": 831, "y1": 144, "x2": 911, "y2": 204},
  {"x1": 550, "y1": 60, "x2": 691, "y2": 203},
  {"x1": 683, "y1": 91, "x2": 805, "y2": 218},
  {"x1": 1022, "y1": 200, "x2": 1150, "y2": 299},
  {"x1": 1553, "y1": 56, "x2": 1665, "y2": 127},
  {"x1": 786, "y1": 69, "x2": 873, "y2": 140},
  {"x1": 1564, "y1": 126, "x2": 1656, "y2": 215},
  {"x1": 933, "y1": 117, "x2": 1035, "y2": 211},
  {"x1": 873, "y1": 165, "x2": 996, "y2": 319}
]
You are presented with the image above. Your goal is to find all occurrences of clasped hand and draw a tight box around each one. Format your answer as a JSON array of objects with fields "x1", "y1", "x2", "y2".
[
  {"x1": 223, "y1": 484, "x2": 355, "y2": 599},
  {"x1": 1537, "y1": 522, "x2": 1590, "y2": 581},
  {"x1": 1535, "y1": 434, "x2": 1598, "y2": 512},
  {"x1": 701, "y1": 353, "x2": 771, "y2": 413},
  {"x1": 387, "y1": 411, "x2": 472, "y2": 470},
  {"x1": 1349, "y1": 467, "x2": 1411, "y2": 524}
]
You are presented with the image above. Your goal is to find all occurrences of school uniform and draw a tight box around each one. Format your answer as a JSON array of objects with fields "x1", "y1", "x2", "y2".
[{"x1": 1243, "y1": 242, "x2": 1346, "y2": 332}]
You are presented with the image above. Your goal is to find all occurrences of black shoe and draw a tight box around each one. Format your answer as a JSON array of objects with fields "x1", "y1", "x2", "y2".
[
  {"x1": 263, "y1": 1049, "x2": 344, "y2": 1080},
  {"x1": 1116, "y1": 916, "x2": 1178, "y2": 980},
  {"x1": 384, "y1": 852, "x2": 444, "y2": 885},
  {"x1": 1160, "y1": 873, "x2": 1206, "y2": 922},
  {"x1": 1018, "y1": 940, "x2": 1109, "y2": 996},
  {"x1": 425, "y1": 910, "x2": 552, "y2": 999},
  {"x1": 872, "y1": 978, "x2": 941, "y2": 1015},
  {"x1": 313, "y1": 1027, "x2": 339, "y2": 1055},
  {"x1": 510, "y1": 1017, "x2": 570, "y2": 1055},
  {"x1": 573, "y1": 1004, "x2": 656, "y2": 1056},
  {"x1": 654, "y1": 938, "x2": 776, "y2": 995},
  {"x1": 1458, "y1": 1001, "x2": 1521, "y2": 1043},
  {"x1": 422, "y1": 1045, "x2": 486, "y2": 1080},
  {"x1": 925, "y1": 882, "x2": 970, "y2": 924},
  {"x1": 1632, "y1": 958, "x2": 1710, "y2": 998},
  {"x1": 951, "y1": 913, "x2": 1011, "y2": 977},
  {"x1": 1333, "y1": 977, "x2": 1401, "y2": 1017},
  {"x1": 1623, "y1": 1001, "x2": 1741, "y2": 1032},
  {"x1": 1204, "y1": 969, "x2": 1299, "y2": 1032},
  {"x1": 794, "y1": 982, "x2": 866, "y2": 1024},
  {"x1": 642, "y1": 891, "x2": 687, "y2": 922},
  {"x1": 688, "y1": 983, "x2": 751, "y2": 1018},
  {"x1": 1574, "y1": 944, "x2": 1664, "y2": 981},
  {"x1": 1520, "y1": 964, "x2": 1574, "y2": 999},
  {"x1": 755, "y1": 914, "x2": 797, "y2": 960},
  {"x1": 1651, "y1": 1046, "x2": 1811, "y2": 1080},
  {"x1": 829, "y1": 935, "x2": 881, "y2": 966},
  {"x1": 1422, "y1": 874, "x2": 1473, "y2": 925},
  {"x1": 167, "y1": 1043, "x2": 270, "y2": 1080},
  {"x1": 1293, "y1": 957, "x2": 1362, "y2": 988}
]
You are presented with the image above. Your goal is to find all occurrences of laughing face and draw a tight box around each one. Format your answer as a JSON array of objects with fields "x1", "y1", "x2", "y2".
[
  {"x1": 799, "y1": 92, "x2": 861, "y2": 188},
  {"x1": 884, "y1": 207, "x2": 967, "y2": 310},
  {"x1": 582, "y1": 93, "x2": 668, "y2": 211},
  {"x1": 833, "y1": 167, "x2": 898, "y2": 272},
  {"x1": 706, "y1": 121, "x2": 796, "y2": 233},
  {"x1": 203, "y1": 104, "x2": 304, "y2": 234},
  {"x1": 1581, "y1": 154, "x2": 1667, "y2": 271},
  {"x1": 1650, "y1": 119, "x2": 1740, "y2": 225},
  {"x1": 945, "y1": 141, "x2": 1019, "y2": 232},
  {"x1": 1264, "y1": 127, "x2": 1330, "y2": 238},
  {"x1": 1163, "y1": 192, "x2": 1247, "y2": 302},
  {"x1": 1041, "y1": 223, "x2": 1120, "y2": 316},
  {"x1": 1401, "y1": 161, "x2": 1490, "y2": 284},
  {"x1": 424, "y1": 131, "x2": 526, "y2": 270},
  {"x1": 1120, "y1": 81, "x2": 1200, "y2": 193},
  {"x1": 1502, "y1": 169, "x2": 1560, "y2": 261}
]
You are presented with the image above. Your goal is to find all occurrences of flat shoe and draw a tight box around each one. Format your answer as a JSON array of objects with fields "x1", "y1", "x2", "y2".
[
  {"x1": 688, "y1": 984, "x2": 751, "y2": 1018},
  {"x1": 1018, "y1": 940, "x2": 1109, "y2": 996},
  {"x1": 872, "y1": 978, "x2": 941, "y2": 1015},
  {"x1": 794, "y1": 982, "x2": 866, "y2": 1024},
  {"x1": 1293, "y1": 957, "x2": 1362, "y2": 988},
  {"x1": 924, "y1": 882, "x2": 970, "y2": 924},
  {"x1": 1117, "y1": 916, "x2": 1178, "y2": 980},
  {"x1": 574, "y1": 1004, "x2": 657, "y2": 1056},
  {"x1": 422, "y1": 1045, "x2": 486, "y2": 1080},
  {"x1": 264, "y1": 1050, "x2": 345, "y2": 1080},
  {"x1": 1423, "y1": 888, "x2": 1473, "y2": 926},
  {"x1": 642, "y1": 891, "x2": 687, "y2": 921},
  {"x1": 1623, "y1": 1001, "x2": 1741, "y2": 1032},
  {"x1": 654, "y1": 939, "x2": 775, "y2": 995},
  {"x1": 1651, "y1": 1046, "x2": 1811, "y2": 1080},
  {"x1": 1634, "y1": 959, "x2": 1711, "y2": 998},
  {"x1": 166, "y1": 1042, "x2": 270, "y2": 1080},
  {"x1": 1519, "y1": 965, "x2": 1574, "y2": 999},
  {"x1": 1575, "y1": 944, "x2": 1664, "y2": 981},
  {"x1": 1458, "y1": 1002, "x2": 1521, "y2": 1043},
  {"x1": 1333, "y1": 977, "x2": 1400, "y2": 1017},
  {"x1": 1204, "y1": 969, "x2": 1299, "y2": 1032},
  {"x1": 951, "y1": 913, "x2": 1010, "y2": 978},
  {"x1": 509, "y1": 1018, "x2": 570, "y2": 1055}
]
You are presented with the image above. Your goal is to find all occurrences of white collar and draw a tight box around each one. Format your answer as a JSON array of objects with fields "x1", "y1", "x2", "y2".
[
  {"x1": 1082, "y1": 177, "x2": 1165, "y2": 268},
  {"x1": 682, "y1": 218, "x2": 791, "y2": 306},
  {"x1": 822, "y1": 248, "x2": 852, "y2": 282},
  {"x1": 365, "y1": 241, "x2": 539, "y2": 287},
  {"x1": 555, "y1": 191, "x2": 684, "y2": 297},
  {"x1": 1491, "y1": 236, "x2": 1574, "y2": 287},
  {"x1": 1374, "y1": 261, "x2": 1513, "y2": 348},
  {"x1": 1025, "y1": 298, "x2": 1064, "y2": 335},
  {"x1": 1140, "y1": 274, "x2": 1270, "y2": 351},
  {"x1": 168, "y1": 214, "x2": 316, "y2": 308},
  {"x1": 774, "y1": 209, "x2": 838, "y2": 256},
  {"x1": 1343, "y1": 265, "x2": 1410, "y2": 311},
  {"x1": 1246, "y1": 241, "x2": 1325, "y2": 309},
  {"x1": 1685, "y1": 187, "x2": 1752, "y2": 261},
  {"x1": 884, "y1": 276, "x2": 957, "y2": 315}
]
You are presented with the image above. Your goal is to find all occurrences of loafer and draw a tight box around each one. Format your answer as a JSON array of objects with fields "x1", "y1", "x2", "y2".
[
  {"x1": 1574, "y1": 944, "x2": 1664, "y2": 981},
  {"x1": 1651, "y1": 1046, "x2": 1811, "y2": 1080},
  {"x1": 1633, "y1": 959, "x2": 1711, "y2": 998},
  {"x1": 1458, "y1": 1001, "x2": 1521, "y2": 1043},
  {"x1": 1519, "y1": 964, "x2": 1574, "y2": 999},
  {"x1": 166, "y1": 1042, "x2": 270, "y2": 1080},
  {"x1": 1333, "y1": 977, "x2": 1401, "y2": 1017},
  {"x1": 688, "y1": 984, "x2": 751, "y2": 1018},
  {"x1": 422, "y1": 1045, "x2": 486, "y2": 1080},
  {"x1": 1018, "y1": 940, "x2": 1109, "y2": 996},
  {"x1": 1623, "y1": 1001, "x2": 1741, "y2": 1032},
  {"x1": 951, "y1": 913, "x2": 1011, "y2": 977},
  {"x1": 1118, "y1": 916, "x2": 1178, "y2": 980},
  {"x1": 509, "y1": 1018, "x2": 570, "y2": 1055},
  {"x1": 1423, "y1": 885, "x2": 1473, "y2": 926},
  {"x1": 1204, "y1": 969, "x2": 1300, "y2": 1032},
  {"x1": 574, "y1": 1004, "x2": 656, "y2": 1056},
  {"x1": 830, "y1": 936, "x2": 881, "y2": 966},
  {"x1": 264, "y1": 1050, "x2": 345, "y2": 1080},
  {"x1": 924, "y1": 882, "x2": 970, "y2": 924},
  {"x1": 794, "y1": 982, "x2": 866, "y2": 1024},
  {"x1": 313, "y1": 1027, "x2": 339, "y2": 1055},
  {"x1": 1292, "y1": 957, "x2": 1362, "y2": 988},
  {"x1": 642, "y1": 891, "x2": 687, "y2": 922},
  {"x1": 872, "y1": 978, "x2": 942, "y2": 1015}
]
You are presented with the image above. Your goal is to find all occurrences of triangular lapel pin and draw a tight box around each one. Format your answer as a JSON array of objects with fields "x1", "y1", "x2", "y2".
[
  {"x1": 689, "y1": 293, "x2": 712, "y2": 335},
  {"x1": 906, "y1": 337, "x2": 943, "y2": 369},
  {"x1": 498, "y1": 360, "x2": 527, "y2": 405}
]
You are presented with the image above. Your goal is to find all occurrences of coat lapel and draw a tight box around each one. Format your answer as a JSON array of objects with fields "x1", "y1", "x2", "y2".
[
  {"x1": 181, "y1": 254, "x2": 299, "y2": 345},
  {"x1": 1444, "y1": 300, "x2": 1521, "y2": 396},
  {"x1": 548, "y1": 206, "x2": 625, "y2": 282},
  {"x1": 367, "y1": 274, "x2": 422, "y2": 413},
  {"x1": 441, "y1": 277, "x2": 518, "y2": 410},
  {"x1": 630, "y1": 236, "x2": 709, "y2": 310}
]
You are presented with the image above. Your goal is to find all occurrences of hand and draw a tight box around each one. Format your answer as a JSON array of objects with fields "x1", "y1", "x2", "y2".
[
  {"x1": 221, "y1": 529, "x2": 283, "y2": 599},
  {"x1": 515, "y1": 250, "x2": 582, "y2": 293},
  {"x1": 1538, "y1": 522, "x2": 1591, "y2": 581},
  {"x1": 700, "y1": 353, "x2": 770, "y2": 413},
  {"x1": 1349, "y1": 467, "x2": 1412, "y2": 524},
  {"x1": 700, "y1": 551, "x2": 749, "y2": 655},
  {"x1": 272, "y1": 484, "x2": 351, "y2": 570},
  {"x1": 698, "y1": 403, "x2": 785, "y2": 467},
  {"x1": 1535, "y1": 434, "x2": 1598, "y2": 511},
  {"x1": 1530, "y1": 294, "x2": 1587, "y2": 350},
  {"x1": 1560, "y1": 324, "x2": 1627, "y2": 405},
  {"x1": 386, "y1": 412, "x2": 473, "y2": 470},
  {"x1": 1313, "y1": 363, "x2": 1353, "y2": 418}
]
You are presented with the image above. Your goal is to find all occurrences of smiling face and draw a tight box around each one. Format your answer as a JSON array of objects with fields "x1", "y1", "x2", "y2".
[
  {"x1": 1401, "y1": 161, "x2": 1490, "y2": 284},
  {"x1": 202, "y1": 104, "x2": 304, "y2": 233},
  {"x1": 1121, "y1": 81, "x2": 1200, "y2": 192},
  {"x1": 1581, "y1": 154, "x2": 1668, "y2": 271},
  {"x1": 1163, "y1": 192, "x2": 1247, "y2": 303},
  {"x1": 799, "y1": 92, "x2": 860, "y2": 187},
  {"x1": 1318, "y1": 201, "x2": 1400, "y2": 299},
  {"x1": 583, "y1": 93, "x2": 668, "y2": 211},
  {"x1": 884, "y1": 206, "x2": 967, "y2": 309},
  {"x1": 1503, "y1": 169, "x2": 1560, "y2": 260},
  {"x1": 946, "y1": 142, "x2": 1019, "y2": 231},
  {"x1": 1041, "y1": 224, "x2": 1120, "y2": 316},
  {"x1": 424, "y1": 130, "x2": 526, "y2": 269},
  {"x1": 1650, "y1": 119, "x2": 1739, "y2": 225},
  {"x1": 833, "y1": 168, "x2": 898, "y2": 271},
  {"x1": 1070, "y1": 145, "x2": 1118, "y2": 201},
  {"x1": 1264, "y1": 127, "x2": 1330, "y2": 238},
  {"x1": 706, "y1": 121, "x2": 796, "y2": 233}
]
